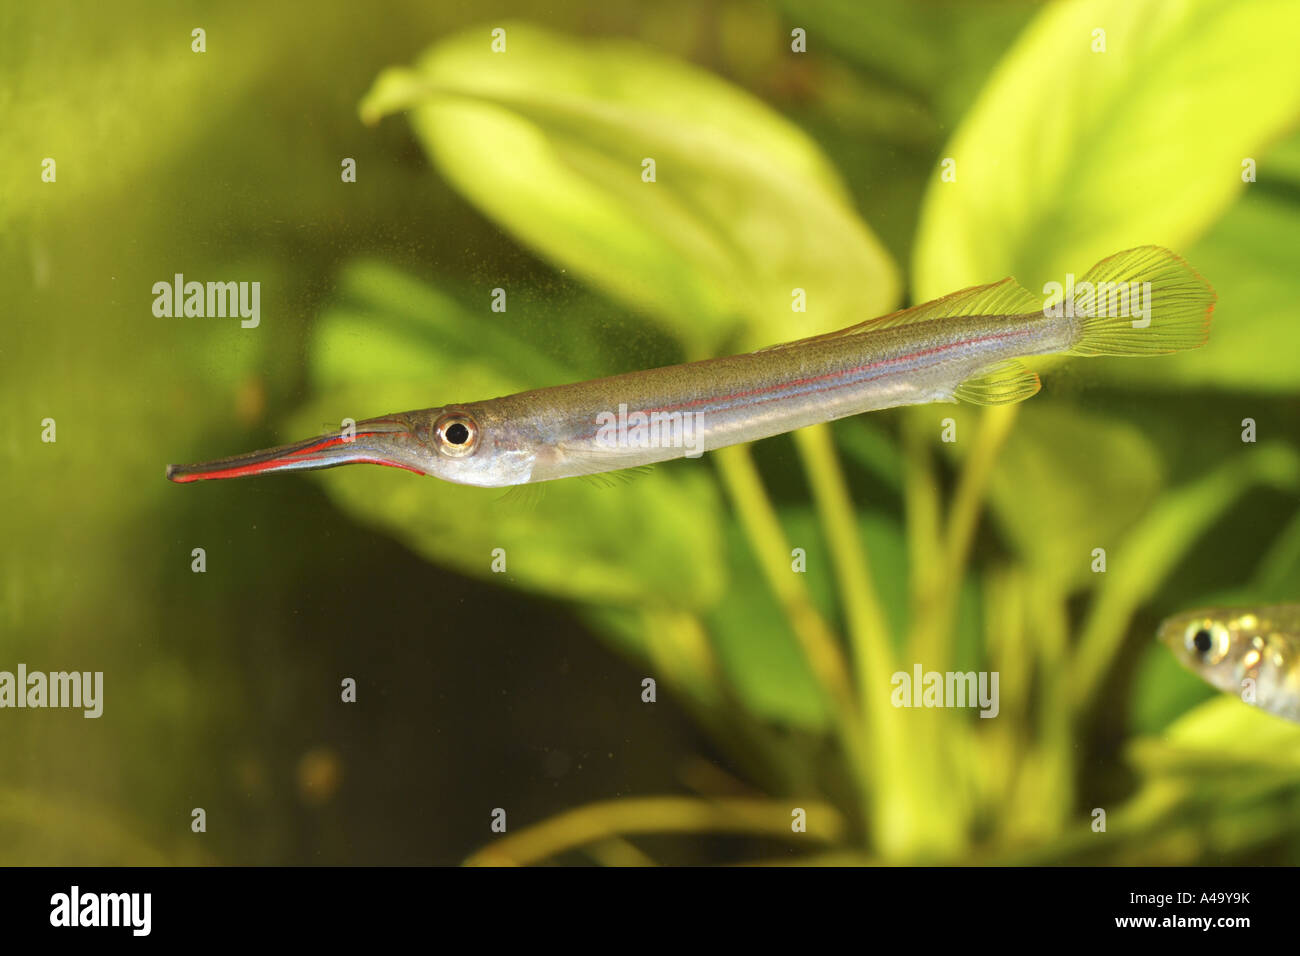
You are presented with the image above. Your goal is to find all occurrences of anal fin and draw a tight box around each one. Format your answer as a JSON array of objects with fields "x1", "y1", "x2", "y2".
[
  {"x1": 954, "y1": 360, "x2": 1041, "y2": 406},
  {"x1": 578, "y1": 465, "x2": 656, "y2": 488}
]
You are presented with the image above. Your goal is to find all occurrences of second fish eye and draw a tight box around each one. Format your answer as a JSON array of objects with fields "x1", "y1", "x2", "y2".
[
  {"x1": 1186, "y1": 622, "x2": 1227, "y2": 664},
  {"x1": 434, "y1": 413, "x2": 478, "y2": 457}
]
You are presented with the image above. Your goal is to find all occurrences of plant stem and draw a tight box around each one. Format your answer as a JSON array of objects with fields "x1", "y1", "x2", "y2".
[
  {"x1": 792, "y1": 426, "x2": 895, "y2": 731},
  {"x1": 921, "y1": 404, "x2": 1019, "y2": 670},
  {"x1": 899, "y1": 406, "x2": 1018, "y2": 856},
  {"x1": 903, "y1": 411, "x2": 943, "y2": 614},
  {"x1": 713, "y1": 445, "x2": 874, "y2": 801},
  {"x1": 794, "y1": 425, "x2": 937, "y2": 856},
  {"x1": 464, "y1": 796, "x2": 846, "y2": 866}
]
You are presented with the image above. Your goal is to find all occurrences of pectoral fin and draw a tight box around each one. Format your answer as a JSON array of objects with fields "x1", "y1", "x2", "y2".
[{"x1": 954, "y1": 360, "x2": 1041, "y2": 406}]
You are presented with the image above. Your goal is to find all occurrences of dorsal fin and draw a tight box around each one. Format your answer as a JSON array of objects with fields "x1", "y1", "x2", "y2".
[
  {"x1": 756, "y1": 276, "x2": 1042, "y2": 353},
  {"x1": 868, "y1": 277, "x2": 1043, "y2": 329}
]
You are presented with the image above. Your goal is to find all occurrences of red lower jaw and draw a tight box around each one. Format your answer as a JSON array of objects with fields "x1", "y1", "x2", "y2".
[{"x1": 167, "y1": 422, "x2": 424, "y2": 483}]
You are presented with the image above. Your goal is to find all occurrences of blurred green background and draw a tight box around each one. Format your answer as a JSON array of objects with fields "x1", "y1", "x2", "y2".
[{"x1": 4, "y1": 0, "x2": 1300, "y2": 865}]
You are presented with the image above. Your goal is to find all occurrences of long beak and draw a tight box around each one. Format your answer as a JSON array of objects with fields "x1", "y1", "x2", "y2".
[{"x1": 166, "y1": 417, "x2": 423, "y2": 483}]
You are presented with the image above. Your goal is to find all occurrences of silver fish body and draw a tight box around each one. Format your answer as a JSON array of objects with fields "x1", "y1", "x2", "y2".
[
  {"x1": 166, "y1": 246, "x2": 1213, "y2": 488},
  {"x1": 487, "y1": 313, "x2": 1073, "y2": 484}
]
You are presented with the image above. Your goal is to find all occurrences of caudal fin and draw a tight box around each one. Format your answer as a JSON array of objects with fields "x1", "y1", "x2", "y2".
[{"x1": 1068, "y1": 246, "x2": 1215, "y2": 356}]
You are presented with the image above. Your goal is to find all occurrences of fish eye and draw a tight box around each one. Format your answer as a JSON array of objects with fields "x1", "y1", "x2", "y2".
[
  {"x1": 1185, "y1": 622, "x2": 1228, "y2": 664},
  {"x1": 433, "y1": 413, "x2": 479, "y2": 457}
]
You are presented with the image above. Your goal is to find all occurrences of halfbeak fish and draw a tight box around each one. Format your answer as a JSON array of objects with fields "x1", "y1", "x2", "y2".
[
  {"x1": 1159, "y1": 604, "x2": 1300, "y2": 723},
  {"x1": 167, "y1": 246, "x2": 1214, "y2": 489}
]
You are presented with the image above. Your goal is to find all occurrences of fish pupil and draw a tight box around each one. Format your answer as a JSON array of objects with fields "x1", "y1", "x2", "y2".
[
  {"x1": 1192, "y1": 629, "x2": 1213, "y2": 654},
  {"x1": 446, "y1": 423, "x2": 470, "y2": 445}
]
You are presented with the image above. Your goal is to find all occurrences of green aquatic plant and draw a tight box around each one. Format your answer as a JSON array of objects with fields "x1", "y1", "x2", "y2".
[
  {"x1": 8, "y1": 0, "x2": 1300, "y2": 867},
  {"x1": 279, "y1": 1, "x2": 1300, "y2": 864}
]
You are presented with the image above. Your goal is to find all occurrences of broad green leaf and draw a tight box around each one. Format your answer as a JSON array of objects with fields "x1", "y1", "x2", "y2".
[
  {"x1": 710, "y1": 506, "x2": 838, "y2": 731},
  {"x1": 1129, "y1": 641, "x2": 1219, "y2": 735},
  {"x1": 832, "y1": 418, "x2": 904, "y2": 493},
  {"x1": 1087, "y1": 186, "x2": 1300, "y2": 390},
  {"x1": 982, "y1": 401, "x2": 1164, "y2": 589},
  {"x1": 705, "y1": 509, "x2": 831, "y2": 731},
  {"x1": 913, "y1": 0, "x2": 1300, "y2": 301},
  {"x1": 770, "y1": 0, "x2": 1039, "y2": 125},
  {"x1": 1252, "y1": 506, "x2": 1300, "y2": 599},
  {"x1": 704, "y1": 505, "x2": 911, "y2": 731},
  {"x1": 758, "y1": 1, "x2": 1036, "y2": 270},
  {"x1": 1255, "y1": 126, "x2": 1300, "y2": 184},
  {"x1": 1132, "y1": 695, "x2": 1300, "y2": 774},
  {"x1": 360, "y1": 21, "x2": 900, "y2": 354},
  {"x1": 291, "y1": 262, "x2": 726, "y2": 610}
]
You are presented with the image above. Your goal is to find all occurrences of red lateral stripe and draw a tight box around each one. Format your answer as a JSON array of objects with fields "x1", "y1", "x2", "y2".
[
  {"x1": 645, "y1": 327, "x2": 1035, "y2": 415},
  {"x1": 572, "y1": 326, "x2": 1035, "y2": 440}
]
